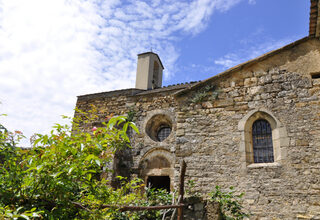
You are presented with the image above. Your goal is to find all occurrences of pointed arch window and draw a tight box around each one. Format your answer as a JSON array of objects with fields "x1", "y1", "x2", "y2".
[
  {"x1": 252, "y1": 119, "x2": 274, "y2": 163},
  {"x1": 239, "y1": 109, "x2": 289, "y2": 167}
]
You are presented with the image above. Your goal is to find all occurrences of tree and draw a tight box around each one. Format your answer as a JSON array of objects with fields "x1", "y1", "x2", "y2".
[{"x1": 0, "y1": 112, "x2": 171, "y2": 219}]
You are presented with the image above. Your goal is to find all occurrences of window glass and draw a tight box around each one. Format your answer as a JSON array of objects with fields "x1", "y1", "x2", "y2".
[
  {"x1": 252, "y1": 119, "x2": 274, "y2": 163},
  {"x1": 157, "y1": 127, "x2": 171, "y2": 142}
]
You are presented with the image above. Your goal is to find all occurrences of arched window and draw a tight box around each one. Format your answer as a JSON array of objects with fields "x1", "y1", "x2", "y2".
[
  {"x1": 252, "y1": 119, "x2": 274, "y2": 163},
  {"x1": 238, "y1": 109, "x2": 289, "y2": 167}
]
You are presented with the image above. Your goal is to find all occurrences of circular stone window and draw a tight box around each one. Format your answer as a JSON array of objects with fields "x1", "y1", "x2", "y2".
[{"x1": 145, "y1": 114, "x2": 172, "y2": 142}]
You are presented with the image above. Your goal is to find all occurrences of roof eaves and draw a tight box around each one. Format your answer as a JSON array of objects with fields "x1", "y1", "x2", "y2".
[
  {"x1": 77, "y1": 88, "x2": 144, "y2": 101},
  {"x1": 135, "y1": 82, "x2": 198, "y2": 96}
]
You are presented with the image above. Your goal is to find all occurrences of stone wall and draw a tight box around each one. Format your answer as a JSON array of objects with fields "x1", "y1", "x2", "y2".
[
  {"x1": 174, "y1": 38, "x2": 320, "y2": 219},
  {"x1": 183, "y1": 197, "x2": 220, "y2": 220},
  {"x1": 75, "y1": 38, "x2": 320, "y2": 219},
  {"x1": 75, "y1": 85, "x2": 183, "y2": 189}
]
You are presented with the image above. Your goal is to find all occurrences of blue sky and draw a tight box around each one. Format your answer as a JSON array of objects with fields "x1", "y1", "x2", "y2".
[
  {"x1": 0, "y1": 0, "x2": 311, "y2": 146},
  {"x1": 166, "y1": 0, "x2": 309, "y2": 84}
]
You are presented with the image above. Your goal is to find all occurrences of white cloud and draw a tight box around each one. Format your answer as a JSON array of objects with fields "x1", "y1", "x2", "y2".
[
  {"x1": 176, "y1": 0, "x2": 242, "y2": 34},
  {"x1": 0, "y1": 0, "x2": 242, "y2": 147},
  {"x1": 248, "y1": 0, "x2": 256, "y2": 5},
  {"x1": 214, "y1": 38, "x2": 294, "y2": 69}
]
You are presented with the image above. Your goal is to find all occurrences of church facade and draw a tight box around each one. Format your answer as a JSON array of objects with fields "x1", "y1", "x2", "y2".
[{"x1": 75, "y1": 1, "x2": 320, "y2": 219}]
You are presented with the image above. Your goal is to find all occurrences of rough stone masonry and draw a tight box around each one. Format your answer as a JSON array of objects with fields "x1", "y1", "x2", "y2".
[{"x1": 75, "y1": 1, "x2": 320, "y2": 219}]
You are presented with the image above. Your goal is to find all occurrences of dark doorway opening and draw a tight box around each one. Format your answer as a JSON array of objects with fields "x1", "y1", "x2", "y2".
[{"x1": 147, "y1": 176, "x2": 170, "y2": 192}]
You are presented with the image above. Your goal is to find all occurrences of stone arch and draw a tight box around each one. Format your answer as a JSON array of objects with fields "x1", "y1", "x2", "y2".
[
  {"x1": 138, "y1": 148, "x2": 175, "y2": 191},
  {"x1": 238, "y1": 108, "x2": 289, "y2": 167}
]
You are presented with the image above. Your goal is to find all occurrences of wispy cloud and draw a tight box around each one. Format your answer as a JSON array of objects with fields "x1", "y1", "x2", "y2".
[
  {"x1": 0, "y1": 0, "x2": 243, "y2": 146},
  {"x1": 176, "y1": 0, "x2": 242, "y2": 34},
  {"x1": 214, "y1": 35, "x2": 295, "y2": 69},
  {"x1": 248, "y1": 0, "x2": 256, "y2": 5}
]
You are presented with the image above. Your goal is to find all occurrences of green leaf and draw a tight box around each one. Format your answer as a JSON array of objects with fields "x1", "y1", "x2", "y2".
[
  {"x1": 33, "y1": 138, "x2": 42, "y2": 146},
  {"x1": 85, "y1": 154, "x2": 97, "y2": 162},
  {"x1": 25, "y1": 167, "x2": 37, "y2": 172},
  {"x1": 129, "y1": 122, "x2": 139, "y2": 134},
  {"x1": 97, "y1": 143, "x2": 102, "y2": 149},
  {"x1": 116, "y1": 116, "x2": 126, "y2": 125},
  {"x1": 32, "y1": 213, "x2": 40, "y2": 217},
  {"x1": 80, "y1": 144, "x2": 85, "y2": 152},
  {"x1": 68, "y1": 167, "x2": 74, "y2": 174},
  {"x1": 51, "y1": 171, "x2": 64, "y2": 179},
  {"x1": 83, "y1": 170, "x2": 96, "y2": 174},
  {"x1": 108, "y1": 117, "x2": 117, "y2": 129},
  {"x1": 19, "y1": 214, "x2": 30, "y2": 220},
  {"x1": 123, "y1": 123, "x2": 129, "y2": 133},
  {"x1": 36, "y1": 165, "x2": 43, "y2": 172}
]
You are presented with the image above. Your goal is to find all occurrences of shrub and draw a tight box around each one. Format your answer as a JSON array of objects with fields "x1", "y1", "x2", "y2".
[
  {"x1": 0, "y1": 112, "x2": 173, "y2": 219},
  {"x1": 210, "y1": 186, "x2": 250, "y2": 220}
]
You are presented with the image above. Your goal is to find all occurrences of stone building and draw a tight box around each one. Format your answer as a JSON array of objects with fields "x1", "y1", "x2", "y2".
[{"x1": 75, "y1": 1, "x2": 320, "y2": 219}]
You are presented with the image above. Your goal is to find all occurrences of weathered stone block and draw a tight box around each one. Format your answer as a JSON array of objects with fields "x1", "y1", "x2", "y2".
[
  {"x1": 296, "y1": 139, "x2": 309, "y2": 146},
  {"x1": 202, "y1": 101, "x2": 213, "y2": 108},
  {"x1": 214, "y1": 98, "x2": 234, "y2": 107}
]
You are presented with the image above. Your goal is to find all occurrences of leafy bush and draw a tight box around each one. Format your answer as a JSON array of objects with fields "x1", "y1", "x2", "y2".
[
  {"x1": 210, "y1": 186, "x2": 250, "y2": 220},
  {"x1": 0, "y1": 112, "x2": 173, "y2": 219}
]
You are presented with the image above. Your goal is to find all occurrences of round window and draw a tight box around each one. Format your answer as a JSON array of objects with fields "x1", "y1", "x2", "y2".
[
  {"x1": 145, "y1": 114, "x2": 172, "y2": 142},
  {"x1": 157, "y1": 126, "x2": 171, "y2": 142}
]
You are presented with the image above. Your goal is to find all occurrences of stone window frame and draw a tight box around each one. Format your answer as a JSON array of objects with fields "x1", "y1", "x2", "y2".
[
  {"x1": 143, "y1": 109, "x2": 175, "y2": 143},
  {"x1": 238, "y1": 108, "x2": 289, "y2": 168}
]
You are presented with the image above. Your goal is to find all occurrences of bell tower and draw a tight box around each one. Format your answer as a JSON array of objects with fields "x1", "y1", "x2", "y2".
[{"x1": 135, "y1": 52, "x2": 164, "y2": 90}]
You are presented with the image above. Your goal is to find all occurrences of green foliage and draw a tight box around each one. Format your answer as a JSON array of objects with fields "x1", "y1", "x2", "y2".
[
  {"x1": 190, "y1": 85, "x2": 219, "y2": 103},
  {"x1": 0, "y1": 206, "x2": 43, "y2": 220},
  {"x1": 0, "y1": 112, "x2": 173, "y2": 219},
  {"x1": 114, "y1": 187, "x2": 173, "y2": 220},
  {"x1": 210, "y1": 186, "x2": 250, "y2": 220},
  {"x1": 185, "y1": 179, "x2": 200, "y2": 197},
  {"x1": 126, "y1": 108, "x2": 136, "y2": 122}
]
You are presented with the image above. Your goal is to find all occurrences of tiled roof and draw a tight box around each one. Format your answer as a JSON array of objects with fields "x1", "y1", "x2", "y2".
[
  {"x1": 77, "y1": 81, "x2": 199, "y2": 101},
  {"x1": 135, "y1": 81, "x2": 200, "y2": 96}
]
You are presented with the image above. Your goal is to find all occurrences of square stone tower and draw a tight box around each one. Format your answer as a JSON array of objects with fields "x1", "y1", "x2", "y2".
[{"x1": 135, "y1": 52, "x2": 164, "y2": 90}]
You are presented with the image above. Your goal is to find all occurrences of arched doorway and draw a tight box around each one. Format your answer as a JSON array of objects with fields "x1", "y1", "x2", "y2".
[{"x1": 139, "y1": 148, "x2": 174, "y2": 192}]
